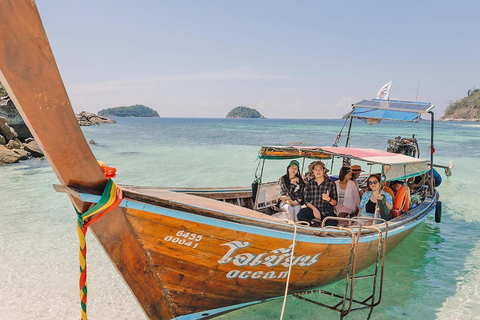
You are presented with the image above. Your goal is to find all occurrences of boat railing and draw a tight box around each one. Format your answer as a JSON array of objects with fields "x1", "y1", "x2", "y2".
[{"x1": 293, "y1": 217, "x2": 388, "y2": 319}]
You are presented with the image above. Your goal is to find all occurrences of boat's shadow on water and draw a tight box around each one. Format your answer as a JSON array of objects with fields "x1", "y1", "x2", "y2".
[{"x1": 217, "y1": 214, "x2": 479, "y2": 320}]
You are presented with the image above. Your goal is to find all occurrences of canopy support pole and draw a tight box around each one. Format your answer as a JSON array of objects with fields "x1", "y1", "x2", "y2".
[
  {"x1": 429, "y1": 111, "x2": 435, "y2": 196},
  {"x1": 345, "y1": 116, "x2": 354, "y2": 148},
  {"x1": 343, "y1": 115, "x2": 354, "y2": 166}
]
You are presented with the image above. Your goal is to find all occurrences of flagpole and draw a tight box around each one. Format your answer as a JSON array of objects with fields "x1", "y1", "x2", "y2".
[{"x1": 415, "y1": 82, "x2": 420, "y2": 102}]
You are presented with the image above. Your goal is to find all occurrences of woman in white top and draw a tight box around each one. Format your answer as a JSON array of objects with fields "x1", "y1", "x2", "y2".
[{"x1": 334, "y1": 166, "x2": 361, "y2": 216}]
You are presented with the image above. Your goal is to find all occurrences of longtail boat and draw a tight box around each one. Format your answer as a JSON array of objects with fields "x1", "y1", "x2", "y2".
[{"x1": 0, "y1": 1, "x2": 443, "y2": 319}]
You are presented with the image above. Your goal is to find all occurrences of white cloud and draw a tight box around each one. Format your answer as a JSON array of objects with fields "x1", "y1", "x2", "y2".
[
  {"x1": 333, "y1": 96, "x2": 354, "y2": 118},
  {"x1": 68, "y1": 66, "x2": 288, "y2": 94}
]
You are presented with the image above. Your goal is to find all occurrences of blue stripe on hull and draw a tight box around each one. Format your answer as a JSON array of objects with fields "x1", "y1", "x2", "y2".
[
  {"x1": 173, "y1": 299, "x2": 268, "y2": 320},
  {"x1": 173, "y1": 296, "x2": 285, "y2": 319}
]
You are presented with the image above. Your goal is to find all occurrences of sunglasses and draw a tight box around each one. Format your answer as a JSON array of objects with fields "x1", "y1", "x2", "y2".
[{"x1": 368, "y1": 180, "x2": 379, "y2": 185}]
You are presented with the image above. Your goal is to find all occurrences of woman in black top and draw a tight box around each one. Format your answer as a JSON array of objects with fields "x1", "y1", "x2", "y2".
[
  {"x1": 278, "y1": 160, "x2": 305, "y2": 220},
  {"x1": 358, "y1": 174, "x2": 393, "y2": 224}
]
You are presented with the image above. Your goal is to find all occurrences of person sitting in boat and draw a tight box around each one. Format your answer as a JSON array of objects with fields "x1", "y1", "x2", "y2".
[
  {"x1": 390, "y1": 180, "x2": 413, "y2": 216},
  {"x1": 297, "y1": 160, "x2": 338, "y2": 226},
  {"x1": 408, "y1": 173, "x2": 428, "y2": 194},
  {"x1": 334, "y1": 166, "x2": 360, "y2": 217},
  {"x1": 358, "y1": 174, "x2": 393, "y2": 224},
  {"x1": 303, "y1": 161, "x2": 316, "y2": 182},
  {"x1": 390, "y1": 180, "x2": 404, "y2": 195},
  {"x1": 350, "y1": 164, "x2": 364, "y2": 196},
  {"x1": 276, "y1": 160, "x2": 305, "y2": 221},
  {"x1": 383, "y1": 183, "x2": 395, "y2": 201}
]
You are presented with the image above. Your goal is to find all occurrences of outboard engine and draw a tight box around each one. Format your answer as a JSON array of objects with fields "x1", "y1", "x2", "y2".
[{"x1": 387, "y1": 135, "x2": 419, "y2": 157}]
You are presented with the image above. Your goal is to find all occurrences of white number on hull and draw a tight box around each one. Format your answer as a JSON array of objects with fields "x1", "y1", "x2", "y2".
[
  {"x1": 163, "y1": 230, "x2": 203, "y2": 248},
  {"x1": 176, "y1": 230, "x2": 203, "y2": 242}
]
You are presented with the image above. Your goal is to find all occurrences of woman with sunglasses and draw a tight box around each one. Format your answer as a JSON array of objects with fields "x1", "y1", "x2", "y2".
[{"x1": 358, "y1": 174, "x2": 393, "y2": 223}]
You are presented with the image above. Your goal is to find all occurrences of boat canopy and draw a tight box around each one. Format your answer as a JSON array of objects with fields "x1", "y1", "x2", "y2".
[
  {"x1": 349, "y1": 99, "x2": 435, "y2": 122},
  {"x1": 259, "y1": 146, "x2": 332, "y2": 160},
  {"x1": 259, "y1": 145, "x2": 429, "y2": 181}
]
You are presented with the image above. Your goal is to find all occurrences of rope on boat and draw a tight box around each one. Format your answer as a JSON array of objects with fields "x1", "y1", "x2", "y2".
[
  {"x1": 332, "y1": 116, "x2": 350, "y2": 147},
  {"x1": 75, "y1": 163, "x2": 123, "y2": 320},
  {"x1": 279, "y1": 220, "x2": 302, "y2": 320}
]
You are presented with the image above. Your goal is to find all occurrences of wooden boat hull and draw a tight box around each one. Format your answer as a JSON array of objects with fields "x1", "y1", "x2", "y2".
[{"x1": 78, "y1": 187, "x2": 437, "y2": 319}]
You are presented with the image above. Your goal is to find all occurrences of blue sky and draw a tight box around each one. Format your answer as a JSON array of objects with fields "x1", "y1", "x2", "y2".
[{"x1": 36, "y1": 0, "x2": 480, "y2": 118}]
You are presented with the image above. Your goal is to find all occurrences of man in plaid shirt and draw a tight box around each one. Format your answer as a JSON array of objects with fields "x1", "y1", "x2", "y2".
[{"x1": 297, "y1": 160, "x2": 338, "y2": 226}]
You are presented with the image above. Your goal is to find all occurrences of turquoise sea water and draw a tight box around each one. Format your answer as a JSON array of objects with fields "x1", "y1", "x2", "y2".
[{"x1": 1, "y1": 118, "x2": 479, "y2": 319}]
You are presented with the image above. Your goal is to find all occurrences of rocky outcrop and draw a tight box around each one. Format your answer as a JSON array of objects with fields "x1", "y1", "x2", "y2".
[
  {"x1": 0, "y1": 96, "x2": 32, "y2": 139},
  {"x1": 0, "y1": 116, "x2": 44, "y2": 164},
  {"x1": 2, "y1": 96, "x2": 115, "y2": 132},
  {"x1": 76, "y1": 111, "x2": 116, "y2": 126},
  {"x1": 0, "y1": 95, "x2": 114, "y2": 164},
  {"x1": 0, "y1": 137, "x2": 44, "y2": 164},
  {"x1": 0, "y1": 116, "x2": 18, "y2": 140},
  {"x1": 438, "y1": 117, "x2": 479, "y2": 122},
  {"x1": 439, "y1": 89, "x2": 480, "y2": 121},
  {"x1": 23, "y1": 140, "x2": 44, "y2": 158},
  {"x1": 0, "y1": 145, "x2": 25, "y2": 164},
  {"x1": 0, "y1": 136, "x2": 44, "y2": 162},
  {"x1": 438, "y1": 109, "x2": 480, "y2": 121}
]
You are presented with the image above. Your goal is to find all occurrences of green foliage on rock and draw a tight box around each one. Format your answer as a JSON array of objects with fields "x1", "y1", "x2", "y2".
[
  {"x1": 443, "y1": 89, "x2": 480, "y2": 120},
  {"x1": 98, "y1": 104, "x2": 160, "y2": 117},
  {"x1": 226, "y1": 106, "x2": 264, "y2": 118}
]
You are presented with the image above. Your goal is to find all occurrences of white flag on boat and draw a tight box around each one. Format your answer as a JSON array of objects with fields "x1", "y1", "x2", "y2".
[{"x1": 376, "y1": 81, "x2": 393, "y2": 100}]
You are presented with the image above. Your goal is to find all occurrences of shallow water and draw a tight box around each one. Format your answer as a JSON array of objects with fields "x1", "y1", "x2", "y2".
[{"x1": 1, "y1": 118, "x2": 478, "y2": 319}]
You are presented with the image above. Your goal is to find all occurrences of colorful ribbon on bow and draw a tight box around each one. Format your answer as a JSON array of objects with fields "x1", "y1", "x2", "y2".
[{"x1": 75, "y1": 163, "x2": 123, "y2": 320}]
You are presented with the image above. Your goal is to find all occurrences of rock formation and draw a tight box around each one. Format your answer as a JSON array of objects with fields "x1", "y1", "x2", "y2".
[
  {"x1": 0, "y1": 95, "x2": 114, "y2": 164},
  {"x1": 0, "y1": 123, "x2": 43, "y2": 164},
  {"x1": 439, "y1": 89, "x2": 480, "y2": 121},
  {"x1": 76, "y1": 111, "x2": 116, "y2": 126},
  {"x1": 0, "y1": 96, "x2": 32, "y2": 139},
  {"x1": 0, "y1": 107, "x2": 115, "y2": 164}
]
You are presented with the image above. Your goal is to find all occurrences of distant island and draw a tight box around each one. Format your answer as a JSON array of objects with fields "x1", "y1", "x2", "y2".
[
  {"x1": 226, "y1": 106, "x2": 265, "y2": 119},
  {"x1": 98, "y1": 104, "x2": 160, "y2": 117},
  {"x1": 440, "y1": 88, "x2": 480, "y2": 121}
]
